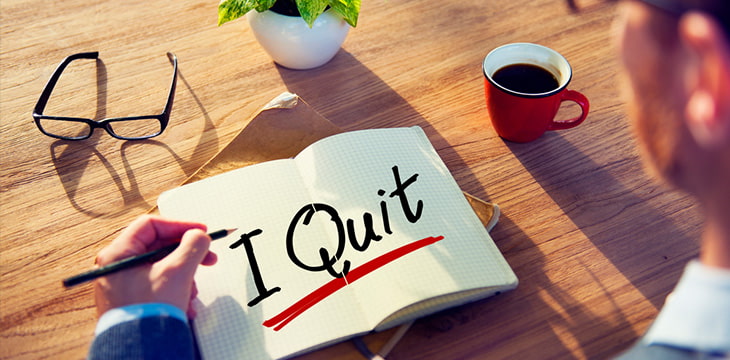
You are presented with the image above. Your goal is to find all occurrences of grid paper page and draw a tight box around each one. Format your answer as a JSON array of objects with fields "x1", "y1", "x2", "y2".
[
  {"x1": 158, "y1": 127, "x2": 517, "y2": 359},
  {"x1": 294, "y1": 127, "x2": 517, "y2": 328}
]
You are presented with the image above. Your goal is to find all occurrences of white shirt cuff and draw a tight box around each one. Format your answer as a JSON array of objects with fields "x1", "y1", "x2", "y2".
[{"x1": 644, "y1": 260, "x2": 730, "y2": 353}]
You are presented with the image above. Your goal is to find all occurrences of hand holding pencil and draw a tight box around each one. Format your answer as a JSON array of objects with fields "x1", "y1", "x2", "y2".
[{"x1": 87, "y1": 215, "x2": 225, "y2": 319}]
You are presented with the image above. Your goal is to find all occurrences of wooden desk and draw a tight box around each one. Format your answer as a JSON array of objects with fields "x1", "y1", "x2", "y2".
[{"x1": 0, "y1": 0, "x2": 702, "y2": 358}]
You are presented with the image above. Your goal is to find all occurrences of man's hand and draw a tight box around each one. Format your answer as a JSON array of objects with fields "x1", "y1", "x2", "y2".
[{"x1": 93, "y1": 215, "x2": 218, "y2": 318}]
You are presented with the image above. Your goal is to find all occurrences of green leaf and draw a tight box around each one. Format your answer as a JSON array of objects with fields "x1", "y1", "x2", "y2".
[
  {"x1": 255, "y1": 0, "x2": 278, "y2": 12},
  {"x1": 218, "y1": 0, "x2": 257, "y2": 26},
  {"x1": 216, "y1": 0, "x2": 360, "y2": 28},
  {"x1": 296, "y1": 0, "x2": 329, "y2": 28},
  {"x1": 328, "y1": 0, "x2": 360, "y2": 27},
  {"x1": 217, "y1": 0, "x2": 277, "y2": 26}
]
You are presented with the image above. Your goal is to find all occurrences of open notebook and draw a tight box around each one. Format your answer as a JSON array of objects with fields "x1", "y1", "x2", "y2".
[{"x1": 158, "y1": 123, "x2": 517, "y2": 360}]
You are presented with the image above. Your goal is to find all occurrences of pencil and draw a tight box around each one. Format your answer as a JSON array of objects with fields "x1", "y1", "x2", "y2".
[{"x1": 62, "y1": 228, "x2": 236, "y2": 288}]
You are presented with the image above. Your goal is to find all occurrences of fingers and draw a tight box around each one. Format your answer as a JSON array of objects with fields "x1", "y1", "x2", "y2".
[
  {"x1": 96, "y1": 215, "x2": 207, "y2": 265},
  {"x1": 120, "y1": 215, "x2": 207, "y2": 248},
  {"x1": 201, "y1": 250, "x2": 218, "y2": 266},
  {"x1": 159, "y1": 228, "x2": 212, "y2": 283},
  {"x1": 153, "y1": 228, "x2": 213, "y2": 315},
  {"x1": 93, "y1": 216, "x2": 216, "y2": 318}
]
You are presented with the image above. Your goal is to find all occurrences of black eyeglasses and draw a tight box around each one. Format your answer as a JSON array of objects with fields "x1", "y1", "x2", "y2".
[{"x1": 33, "y1": 52, "x2": 177, "y2": 141}]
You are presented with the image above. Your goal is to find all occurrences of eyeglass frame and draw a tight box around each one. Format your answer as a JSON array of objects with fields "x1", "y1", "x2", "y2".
[{"x1": 32, "y1": 51, "x2": 178, "y2": 141}]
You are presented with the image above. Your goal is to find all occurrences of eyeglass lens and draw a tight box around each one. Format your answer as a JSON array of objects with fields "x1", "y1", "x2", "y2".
[
  {"x1": 37, "y1": 118, "x2": 93, "y2": 140},
  {"x1": 37, "y1": 117, "x2": 164, "y2": 140}
]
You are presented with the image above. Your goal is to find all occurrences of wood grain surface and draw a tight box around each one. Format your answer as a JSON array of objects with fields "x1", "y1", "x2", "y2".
[{"x1": 0, "y1": 0, "x2": 701, "y2": 359}]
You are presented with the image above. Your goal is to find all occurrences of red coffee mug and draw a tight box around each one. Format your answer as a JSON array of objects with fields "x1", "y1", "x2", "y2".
[{"x1": 483, "y1": 43, "x2": 589, "y2": 143}]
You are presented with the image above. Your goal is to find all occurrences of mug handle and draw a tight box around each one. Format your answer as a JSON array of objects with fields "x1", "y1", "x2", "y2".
[{"x1": 548, "y1": 89, "x2": 590, "y2": 131}]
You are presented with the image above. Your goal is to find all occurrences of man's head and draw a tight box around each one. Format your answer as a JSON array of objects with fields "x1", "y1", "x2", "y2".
[{"x1": 615, "y1": 0, "x2": 730, "y2": 208}]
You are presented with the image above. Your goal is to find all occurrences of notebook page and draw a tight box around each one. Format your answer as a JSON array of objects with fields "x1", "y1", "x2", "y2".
[
  {"x1": 293, "y1": 127, "x2": 517, "y2": 328},
  {"x1": 157, "y1": 159, "x2": 370, "y2": 360}
]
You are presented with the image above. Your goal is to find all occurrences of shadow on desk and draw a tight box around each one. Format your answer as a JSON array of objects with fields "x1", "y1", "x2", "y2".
[
  {"x1": 48, "y1": 67, "x2": 219, "y2": 218},
  {"x1": 274, "y1": 51, "x2": 425, "y2": 132},
  {"x1": 507, "y1": 133, "x2": 699, "y2": 309},
  {"x1": 500, "y1": 132, "x2": 700, "y2": 357}
]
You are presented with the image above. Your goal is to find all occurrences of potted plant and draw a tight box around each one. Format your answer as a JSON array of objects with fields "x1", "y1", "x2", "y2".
[{"x1": 218, "y1": 0, "x2": 360, "y2": 69}]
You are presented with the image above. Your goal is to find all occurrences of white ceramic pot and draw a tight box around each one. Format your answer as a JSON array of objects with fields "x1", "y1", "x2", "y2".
[{"x1": 247, "y1": 8, "x2": 350, "y2": 70}]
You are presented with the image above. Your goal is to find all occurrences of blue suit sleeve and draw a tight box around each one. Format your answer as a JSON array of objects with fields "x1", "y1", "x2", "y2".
[{"x1": 88, "y1": 303, "x2": 196, "y2": 360}]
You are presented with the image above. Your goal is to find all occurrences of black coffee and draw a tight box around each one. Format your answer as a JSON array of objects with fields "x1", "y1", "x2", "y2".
[{"x1": 492, "y1": 63, "x2": 559, "y2": 94}]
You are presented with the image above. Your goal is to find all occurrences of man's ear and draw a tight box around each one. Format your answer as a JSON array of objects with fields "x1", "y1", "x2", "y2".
[{"x1": 680, "y1": 12, "x2": 730, "y2": 150}]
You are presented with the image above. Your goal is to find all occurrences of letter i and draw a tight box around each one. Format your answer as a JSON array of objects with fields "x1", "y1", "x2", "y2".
[
  {"x1": 378, "y1": 189, "x2": 393, "y2": 234},
  {"x1": 229, "y1": 229, "x2": 281, "y2": 307}
]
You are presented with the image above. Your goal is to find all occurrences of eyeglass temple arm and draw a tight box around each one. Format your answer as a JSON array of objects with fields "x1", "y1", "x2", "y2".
[
  {"x1": 163, "y1": 52, "x2": 178, "y2": 116},
  {"x1": 33, "y1": 51, "x2": 99, "y2": 116}
]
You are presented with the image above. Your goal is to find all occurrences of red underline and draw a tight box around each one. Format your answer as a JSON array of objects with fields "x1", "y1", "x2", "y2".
[{"x1": 262, "y1": 235, "x2": 445, "y2": 331}]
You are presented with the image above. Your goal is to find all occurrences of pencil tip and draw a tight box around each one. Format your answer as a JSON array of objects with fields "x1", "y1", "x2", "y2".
[{"x1": 227, "y1": 228, "x2": 238, "y2": 234}]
